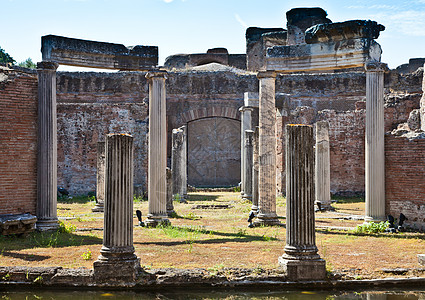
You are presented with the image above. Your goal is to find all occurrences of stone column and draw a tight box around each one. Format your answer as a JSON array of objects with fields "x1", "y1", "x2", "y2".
[
  {"x1": 315, "y1": 121, "x2": 332, "y2": 211},
  {"x1": 420, "y1": 63, "x2": 425, "y2": 131},
  {"x1": 279, "y1": 124, "x2": 326, "y2": 280},
  {"x1": 254, "y1": 71, "x2": 280, "y2": 226},
  {"x1": 92, "y1": 141, "x2": 105, "y2": 212},
  {"x1": 244, "y1": 130, "x2": 254, "y2": 201},
  {"x1": 365, "y1": 62, "x2": 387, "y2": 222},
  {"x1": 166, "y1": 167, "x2": 175, "y2": 216},
  {"x1": 239, "y1": 106, "x2": 253, "y2": 198},
  {"x1": 36, "y1": 61, "x2": 59, "y2": 231},
  {"x1": 93, "y1": 134, "x2": 140, "y2": 282},
  {"x1": 251, "y1": 126, "x2": 259, "y2": 214},
  {"x1": 171, "y1": 125, "x2": 187, "y2": 201},
  {"x1": 145, "y1": 71, "x2": 169, "y2": 227}
]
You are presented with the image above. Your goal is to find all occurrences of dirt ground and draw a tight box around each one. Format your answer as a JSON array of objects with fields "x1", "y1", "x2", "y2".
[{"x1": 1, "y1": 192, "x2": 424, "y2": 280}]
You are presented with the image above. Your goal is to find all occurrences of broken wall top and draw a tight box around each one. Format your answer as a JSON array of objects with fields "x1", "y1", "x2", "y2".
[{"x1": 42, "y1": 35, "x2": 158, "y2": 71}]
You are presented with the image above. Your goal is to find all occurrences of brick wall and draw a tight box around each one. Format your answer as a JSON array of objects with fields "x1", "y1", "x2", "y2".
[
  {"x1": 385, "y1": 134, "x2": 425, "y2": 231},
  {"x1": 0, "y1": 67, "x2": 38, "y2": 215}
]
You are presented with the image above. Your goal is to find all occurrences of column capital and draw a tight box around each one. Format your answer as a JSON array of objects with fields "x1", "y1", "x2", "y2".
[
  {"x1": 365, "y1": 61, "x2": 388, "y2": 72},
  {"x1": 37, "y1": 61, "x2": 59, "y2": 71},
  {"x1": 239, "y1": 106, "x2": 254, "y2": 113},
  {"x1": 257, "y1": 70, "x2": 276, "y2": 79},
  {"x1": 145, "y1": 70, "x2": 168, "y2": 80}
]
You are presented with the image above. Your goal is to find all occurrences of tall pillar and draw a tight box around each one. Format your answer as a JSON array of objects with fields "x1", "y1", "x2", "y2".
[
  {"x1": 251, "y1": 126, "x2": 259, "y2": 214},
  {"x1": 254, "y1": 71, "x2": 280, "y2": 226},
  {"x1": 145, "y1": 70, "x2": 169, "y2": 227},
  {"x1": 365, "y1": 61, "x2": 387, "y2": 222},
  {"x1": 93, "y1": 134, "x2": 140, "y2": 282},
  {"x1": 92, "y1": 141, "x2": 105, "y2": 212},
  {"x1": 171, "y1": 125, "x2": 187, "y2": 201},
  {"x1": 279, "y1": 124, "x2": 326, "y2": 280},
  {"x1": 36, "y1": 61, "x2": 59, "y2": 231},
  {"x1": 315, "y1": 121, "x2": 332, "y2": 211},
  {"x1": 244, "y1": 130, "x2": 254, "y2": 201},
  {"x1": 239, "y1": 106, "x2": 253, "y2": 198},
  {"x1": 420, "y1": 63, "x2": 425, "y2": 131},
  {"x1": 166, "y1": 167, "x2": 175, "y2": 216}
]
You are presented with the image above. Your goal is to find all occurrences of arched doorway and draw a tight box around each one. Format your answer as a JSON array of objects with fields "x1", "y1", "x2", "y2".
[{"x1": 187, "y1": 117, "x2": 240, "y2": 187}]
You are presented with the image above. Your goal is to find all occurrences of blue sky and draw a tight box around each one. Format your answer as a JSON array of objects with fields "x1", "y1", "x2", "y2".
[{"x1": 1, "y1": 0, "x2": 425, "y2": 70}]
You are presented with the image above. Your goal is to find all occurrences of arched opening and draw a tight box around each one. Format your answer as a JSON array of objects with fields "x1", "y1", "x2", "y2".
[{"x1": 187, "y1": 117, "x2": 240, "y2": 187}]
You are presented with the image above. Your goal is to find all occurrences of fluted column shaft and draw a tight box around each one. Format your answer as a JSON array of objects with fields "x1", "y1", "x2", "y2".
[
  {"x1": 93, "y1": 141, "x2": 105, "y2": 212},
  {"x1": 365, "y1": 62, "x2": 386, "y2": 222},
  {"x1": 166, "y1": 167, "x2": 174, "y2": 216},
  {"x1": 255, "y1": 71, "x2": 280, "y2": 225},
  {"x1": 244, "y1": 130, "x2": 254, "y2": 201},
  {"x1": 279, "y1": 124, "x2": 325, "y2": 280},
  {"x1": 36, "y1": 61, "x2": 59, "y2": 231},
  {"x1": 146, "y1": 71, "x2": 169, "y2": 227},
  {"x1": 239, "y1": 107, "x2": 253, "y2": 198},
  {"x1": 251, "y1": 126, "x2": 259, "y2": 214},
  {"x1": 419, "y1": 63, "x2": 425, "y2": 131},
  {"x1": 102, "y1": 134, "x2": 135, "y2": 252},
  {"x1": 94, "y1": 134, "x2": 139, "y2": 281},
  {"x1": 171, "y1": 125, "x2": 187, "y2": 201},
  {"x1": 315, "y1": 121, "x2": 332, "y2": 210}
]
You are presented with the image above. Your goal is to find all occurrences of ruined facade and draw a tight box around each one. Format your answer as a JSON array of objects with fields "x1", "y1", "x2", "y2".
[{"x1": 1, "y1": 7, "x2": 425, "y2": 229}]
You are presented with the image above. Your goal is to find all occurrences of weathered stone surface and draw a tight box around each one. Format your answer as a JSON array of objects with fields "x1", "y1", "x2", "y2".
[
  {"x1": 92, "y1": 141, "x2": 105, "y2": 212},
  {"x1": 267, "y1": 38, "x2": 382, "y2": 73},
  {"x1": 305, "y1": 20, "x2": 385, "y2": 44},
  {"x1": 0, "y1": 213, "x2": 36, "y2": 235},
  {"x1": 42, "y1": 35, "x2": 158, "y2": 70},
  {"x1": 36, "y1": 61, "x2": 59, "y2": 231},
  {"x1": 407, "y1": 109, "x2": 421, "y2": 131},
  {"x1": 315, "y1": 121, "x2": 332, "y2": 210},
  {"x1": 172, "y1": 126, "x2": 187, "y2": 200},
  {"x1": 280, "y1": 124, "x2": 326, "y2": 281},
  {"x1": 166, "y1": 167, "x2": 174, "y2": 216},
  {"x1": 419, "y1": 254, "x2": 425, "y2": 266}
]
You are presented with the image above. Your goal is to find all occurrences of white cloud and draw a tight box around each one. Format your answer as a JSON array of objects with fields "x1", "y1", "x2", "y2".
[
  {"x1": 163, "y1": 0, "x2": 174, "y2": 3},
  {"x1": 370, "y1": 10, "x2": 425, "y2": 37},
  {"x1": 235, "y1": 13, "x2": 247, "y2": 28}
]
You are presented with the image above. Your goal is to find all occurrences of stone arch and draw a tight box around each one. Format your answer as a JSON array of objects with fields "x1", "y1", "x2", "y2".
[{"x1": 180, "y1": 106, "x2": 240, "y2": 124}]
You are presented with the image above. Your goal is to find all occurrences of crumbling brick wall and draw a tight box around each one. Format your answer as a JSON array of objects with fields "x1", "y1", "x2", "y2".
[{"x1": 0, "y1": 66, "x2": 38, "y2": 215}]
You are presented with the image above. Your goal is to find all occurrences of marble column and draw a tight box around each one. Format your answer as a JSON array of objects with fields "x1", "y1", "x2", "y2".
[
  {"x1": 171, "y1": 125, "x2": 187, "y2": 201},
  {"x1": 254, "y1": 71, "x2": 280, "y2": 226},
  {"x1": 93, "y1": 134, "x2": 140, "y2": 282},
  {"x1": 36, "y1": 61, "x2": 59, "y2": 231},
  {"x1": 239, "y1": 106, "x2": 253, "y2": 198},
  {"x1": 365, "y1": 61, "x2": 387, "y2": 222},
  {"x1": 251, "y1": 126, "x2": 259, "y2": 214},
  {"x1": 92, "y1": 141, "x2": 105, "y2": 212},
  {"x1": 244, "y1": 130, "x2": 254, "y2": 201},
  {"x1": 145, "y1": 71, "x2": 169, "y2": 227},
  {"x1": 279, "y1": 124, "x2": 326, "y2": 280},
  {"x1": 166, "y1": 167, "x2": 175, "y2": 217},
  {"x1": 315, "y1": 121, "x2": 332, "y2": 211}
]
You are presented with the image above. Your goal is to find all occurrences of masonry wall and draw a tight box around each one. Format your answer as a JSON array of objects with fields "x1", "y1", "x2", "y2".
[
  {"x1": 0, "y1": 66, "x2": 38, "y2": 215},
  {"x1": 385, "y1": 134, "x2": 425, "y2": 231}
]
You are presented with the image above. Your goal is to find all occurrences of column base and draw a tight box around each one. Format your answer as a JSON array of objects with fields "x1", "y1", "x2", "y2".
[
  {"x1": 315, "y1": 201, "x2": 334, "y2": 212},
  {"x1": 364, "y1": 215, "x2": 386, "y2": 223},
  {"x1": 92, "y1": 202, "x2": 104, "y2": 212},
  {"x1": 242, "y1": 194, "x2": 252, "y2": 202},
  {"x1": 250, "y1": 205, "x2": 259, "y2": 215},
  {"x1": 145, "y1": 214, "x2": 170, "y2": 227},
  {"x1": 253, "y1": 212, "x2": 281, "y2": 226},
  {"x1": 94, "y1": 257, "x2": 141, "y2": 282},
  {"x1": 36, "y1": 218, "x2": 59, "y2": 231},
  {"x1": 278, "y1": 256, "x2": 326, "y2": 281},
  {"x1": 167, "y1": 210, "x2": 176, "y2": 217}
]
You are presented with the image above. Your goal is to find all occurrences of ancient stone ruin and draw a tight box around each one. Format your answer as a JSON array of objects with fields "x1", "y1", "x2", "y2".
[{"x1": 1, "y1": 6, "x2": 425, "y2": 282}]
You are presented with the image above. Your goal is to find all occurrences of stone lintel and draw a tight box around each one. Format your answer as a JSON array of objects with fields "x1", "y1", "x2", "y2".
[
  {"x1": 266, "y1": 38, "x2": 382, "y2": 73},
  {"x1": 42, "y1": 35, "x2": 158, "y2": 71}
]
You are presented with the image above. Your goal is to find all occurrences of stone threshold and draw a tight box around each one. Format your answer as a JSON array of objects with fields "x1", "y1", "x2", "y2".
[{"x1": 1, "y1": 266, "x2": 425, "y2": 290}]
